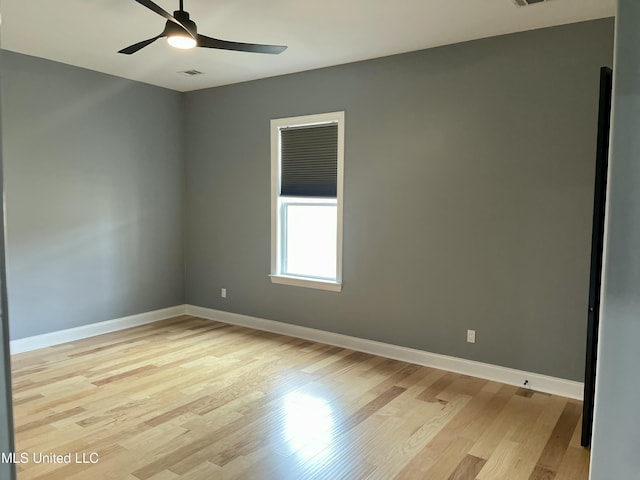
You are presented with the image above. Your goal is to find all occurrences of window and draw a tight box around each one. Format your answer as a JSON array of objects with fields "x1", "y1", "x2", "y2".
[{"x1": 270, "y1": 112, "x2": 344, "y2": 291}]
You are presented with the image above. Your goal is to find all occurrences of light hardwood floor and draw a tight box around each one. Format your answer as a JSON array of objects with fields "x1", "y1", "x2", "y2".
[{"x1": 10, "y1": 316, "x2": 590, "y2": 479}]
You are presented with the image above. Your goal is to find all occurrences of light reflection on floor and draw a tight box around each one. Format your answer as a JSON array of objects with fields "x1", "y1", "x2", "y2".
[{"x1": 283, "y1": 391, "x2": 334, "y2": 462}]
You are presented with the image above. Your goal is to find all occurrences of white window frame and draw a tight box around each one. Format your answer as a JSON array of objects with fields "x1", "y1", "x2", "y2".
[{"x1": 270, "y1": 111, "x2": 344, "y2": 292}]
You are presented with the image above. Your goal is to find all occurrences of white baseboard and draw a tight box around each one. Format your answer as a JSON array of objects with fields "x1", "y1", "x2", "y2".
[
  {"x1": 10, "y1": 305, "x2": 188, "y2": 354},
  {"x1": 186, "y1": 305, "x2": 584, "y2": 400}
]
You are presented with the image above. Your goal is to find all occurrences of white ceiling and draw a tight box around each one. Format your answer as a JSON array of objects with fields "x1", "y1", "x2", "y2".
[{"x1": 1, "y1": 0, "x2": 615, "y2": 92}]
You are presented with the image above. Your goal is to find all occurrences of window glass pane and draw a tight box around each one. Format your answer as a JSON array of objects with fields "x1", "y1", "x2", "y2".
[{"x1": 284, "y1": 205, "x2": 337, "y2": 280}]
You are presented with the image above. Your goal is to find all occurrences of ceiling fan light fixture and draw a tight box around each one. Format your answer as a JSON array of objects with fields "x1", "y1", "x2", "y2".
[
  {"x1": 167, "y1": 34, "x2": 196, "y2": 49},
  {"x1": 119, "y1": 0, "x2": 287, "y2": 55}
]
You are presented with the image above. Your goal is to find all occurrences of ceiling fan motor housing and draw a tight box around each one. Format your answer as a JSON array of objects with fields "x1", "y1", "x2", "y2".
[{"x1": 166, "y1": 10, "x2": 197, "y2": 36}]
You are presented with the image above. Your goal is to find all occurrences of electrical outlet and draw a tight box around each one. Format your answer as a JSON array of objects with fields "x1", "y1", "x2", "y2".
[
  {"x1": 221, "y1": 288, "x2": 227, "y2": 298},
  {"x1": 467, "y1": 329, "x2": 476, "y2": 344}
]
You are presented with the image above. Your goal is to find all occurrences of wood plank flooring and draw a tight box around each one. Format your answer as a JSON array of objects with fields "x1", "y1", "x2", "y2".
[{"x1": 10, "y1": 316, "x2": 590, "y2": 479}]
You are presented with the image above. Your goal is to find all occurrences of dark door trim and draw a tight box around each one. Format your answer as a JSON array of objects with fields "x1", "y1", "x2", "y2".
[{"x1": 581, "y1": 66, "x2": 613, "y2": 447}]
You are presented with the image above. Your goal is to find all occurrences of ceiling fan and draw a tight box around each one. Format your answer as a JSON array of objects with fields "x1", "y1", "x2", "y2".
[{"x1": 119, "y1": 0, "x2": 288, "y2": 55}]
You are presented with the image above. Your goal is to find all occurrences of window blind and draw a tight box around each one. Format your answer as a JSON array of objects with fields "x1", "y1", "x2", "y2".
[{"x1": 280, "y1": 123, "x2": 338, "y2": 197}]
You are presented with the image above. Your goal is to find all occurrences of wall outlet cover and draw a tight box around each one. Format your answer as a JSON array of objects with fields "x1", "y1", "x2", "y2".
[{"x1": 467, "y1": 329, "x2": 476, "y2": 343}]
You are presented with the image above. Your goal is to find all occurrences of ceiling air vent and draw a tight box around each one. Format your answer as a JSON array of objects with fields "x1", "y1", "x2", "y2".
[
  {"x1": 179, "y1": 69, "x2": 204, "y2": 77},
  {"x1": 513, "y1": 0, "x2": 546, "y2": 6}
]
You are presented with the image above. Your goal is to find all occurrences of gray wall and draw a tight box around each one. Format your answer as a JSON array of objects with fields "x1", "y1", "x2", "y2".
[
  {"x1": 1, "y1": 51, "x2": 185, "y2": 340},
  {"x1": 590, "y1": 1, "x2": 640, "y2": 478},
  {"x1": 184, "y1": 19, "x2": 614, "y2": 381}
]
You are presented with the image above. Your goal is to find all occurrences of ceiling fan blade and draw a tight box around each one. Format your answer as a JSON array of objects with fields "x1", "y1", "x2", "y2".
[
  {"x1": 118, "y1": 35, "x2": 164, "y2": 55},
  {"x1": 132, "y1": 0, "x2": 196, "y2": 37},
  {"x1": 197, "y1": 34, "x2": 287, "y2": 54}
]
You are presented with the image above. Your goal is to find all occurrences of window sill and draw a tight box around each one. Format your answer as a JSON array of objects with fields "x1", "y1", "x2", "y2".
[{"x1": 269, "y1": 274, "x2": 342, "y2": 292}]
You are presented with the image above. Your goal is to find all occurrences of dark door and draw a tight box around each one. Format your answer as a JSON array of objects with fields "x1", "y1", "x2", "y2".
[
  {"x1": 0, "y1": 43, "x2": 18, "y2": 478},
  {"x1": 581, "y1": 67, "x2": 613, "y2": 447}
]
